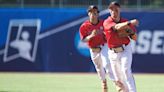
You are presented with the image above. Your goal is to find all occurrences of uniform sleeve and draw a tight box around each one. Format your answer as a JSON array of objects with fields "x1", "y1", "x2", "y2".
[
  {"x1": 79, "y1": 24, "x2": 87, "y2": 40},
  {"x1": 122, "y1": 18, "x2": 137, "y2": 32},
  {"x1": 129, "y1": 24, "x2": 137, "y2": 32},
  {"x1": 103, "y1": 19, "x2": 115, "y2": 32}
]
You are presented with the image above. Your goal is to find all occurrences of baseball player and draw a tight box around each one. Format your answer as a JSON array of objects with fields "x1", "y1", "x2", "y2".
[
  {"x1": 103, "y1": 1, "x2": 139, "y2": 92},
  {"x1": 79, "y1": 5, "x2": 115, "y2": 92}
]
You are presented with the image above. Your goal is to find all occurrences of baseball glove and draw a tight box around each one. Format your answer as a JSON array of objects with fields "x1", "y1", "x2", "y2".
[
  {"x1": 117, "y1": 28, "x2": 135, "y2": 38},
  {"x1": 130, "y1": 33, "x2": 137, "y2": 41}
]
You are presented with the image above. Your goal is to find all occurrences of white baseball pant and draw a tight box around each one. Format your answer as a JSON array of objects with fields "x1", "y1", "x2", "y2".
[
  {"x1": 90, "y1": 43, "x2": 115, "y2": 81},
  {"x1": 108, "y1": 42, "x2": 136, "y2": 92}
]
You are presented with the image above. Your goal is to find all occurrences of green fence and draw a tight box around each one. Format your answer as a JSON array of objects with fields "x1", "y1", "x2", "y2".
[{"x1": 0, "y1": 0, "x2": 164, "y2": 10}]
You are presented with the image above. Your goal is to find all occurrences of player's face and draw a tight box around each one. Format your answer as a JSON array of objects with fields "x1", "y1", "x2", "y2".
[
  {"x1": 88, "y1": 9, "x2": 99, "y2": 20},
  {"x1": 109, "y1": 6, "x2": 120, "y2": 19}
]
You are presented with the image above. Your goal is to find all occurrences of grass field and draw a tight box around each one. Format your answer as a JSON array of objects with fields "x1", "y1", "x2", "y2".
[{"x1": 0, "y1": 72, "x2": 164, "y2": 92}]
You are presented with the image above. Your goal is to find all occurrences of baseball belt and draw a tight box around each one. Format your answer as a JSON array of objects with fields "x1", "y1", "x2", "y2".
[
  {"x1": 91, "y1": 47, "x2": 101, "y2": 53},
  {"x1": 110, "y1": 45, "x2": 126, "y2": 53}
]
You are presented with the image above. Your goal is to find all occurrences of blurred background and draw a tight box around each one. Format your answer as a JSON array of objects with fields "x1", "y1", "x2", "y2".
[
  {"x1": 0, "y1": 0, "x2": 164, "y2": 9},
  {"x1": 0, "y1": 0, "x2": 164, "y2": 92},
  {"x1": 0, "y1": 0, "x2": 164, "y2": 73}
]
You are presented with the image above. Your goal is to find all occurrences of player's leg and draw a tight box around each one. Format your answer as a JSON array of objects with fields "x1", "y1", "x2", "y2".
[
  {"x1": 121, "y1": 43, "x2": 136, "y2": 92},
  {"x1": 100, "y1": 44, "x2": 115, "y2": 81},
  {"x1": 108, "y1": 49, "x2": 126, "y2": 92},
  {"x1": 90, "y1": 49, "x2": 106, "y2": 81},
  {"x1": 101, "y1": 44, "x2": 116, "y2": 92},
  {"x1": 113, "y1": 62, "x2": 126, "y2": 92},
  {"x1": 102, "y1": 79, "x2": 108, "y2": 92},
  {"x1": 90, "y1": 49, "x2": 107, "y2": 92}
]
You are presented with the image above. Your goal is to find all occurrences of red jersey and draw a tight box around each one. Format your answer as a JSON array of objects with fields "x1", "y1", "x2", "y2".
[
  {"x1": 103, "y1": 16, "x2": 137, "y2": 48},
  {"x1": 79, "y1": 20, "x2": 106, "y2": 48}
]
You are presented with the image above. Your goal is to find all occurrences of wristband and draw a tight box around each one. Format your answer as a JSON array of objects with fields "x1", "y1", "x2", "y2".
[{"x1": 127, "y1": 21, "x2": 131, "y2": 25}]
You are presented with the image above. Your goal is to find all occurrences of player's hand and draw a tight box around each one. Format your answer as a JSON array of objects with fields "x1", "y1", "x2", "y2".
[
  {"x1": 83, "y1": 29, "x2": 97, "y2": 42},
  {"x1": 90, "y1": 29, "x2": 97, "y2": 37},
  {"x1": 130, "y1": 19, "x2": 139, "y2": 26}
]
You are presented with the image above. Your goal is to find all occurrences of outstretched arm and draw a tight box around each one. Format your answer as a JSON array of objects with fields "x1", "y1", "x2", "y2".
[{"x1": 113, "y1": 19, "x2": 139, "y2": 31}]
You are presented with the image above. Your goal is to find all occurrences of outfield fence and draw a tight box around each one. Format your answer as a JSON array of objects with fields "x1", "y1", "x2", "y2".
[{"x1": 0, "y1": 0, "x2": 164, "y2": 10}]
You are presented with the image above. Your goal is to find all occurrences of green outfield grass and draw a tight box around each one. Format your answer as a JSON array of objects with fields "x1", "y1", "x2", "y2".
[{"x1": 0, "y1": 72, "x2": 164, "y2": 92}]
